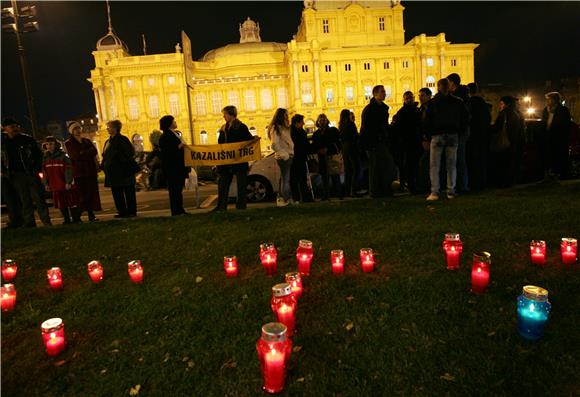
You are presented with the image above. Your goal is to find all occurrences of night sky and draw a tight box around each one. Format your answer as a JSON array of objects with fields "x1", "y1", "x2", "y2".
[{"x1": 2, "y1": 1, "x2": 579, "y2": 129}]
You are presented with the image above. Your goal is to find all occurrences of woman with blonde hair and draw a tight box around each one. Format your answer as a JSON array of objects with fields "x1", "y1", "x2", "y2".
[{"x1": 268, "y1": 108, "x2": 294, "y2": 206}]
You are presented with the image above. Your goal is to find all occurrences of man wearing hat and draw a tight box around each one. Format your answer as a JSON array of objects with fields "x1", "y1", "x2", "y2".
[{"x1": 1, "y1": 117, "x2": 51, "y2": 228}]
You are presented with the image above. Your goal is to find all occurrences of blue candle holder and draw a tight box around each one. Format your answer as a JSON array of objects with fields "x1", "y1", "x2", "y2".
[{"x1": 517, "y1": 285, "x2": 551, "y2": 341}]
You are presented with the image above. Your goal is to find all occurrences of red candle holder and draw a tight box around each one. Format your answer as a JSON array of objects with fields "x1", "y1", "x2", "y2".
[
  {"x1": 87, "y1": 260, "x2": 103, "y2": 284},
  {"x1": 260, "y1": 243, "x2": 277, "y2": 275},
  {"x1": 331, "y1": 249, "x2": 345, "y2": 274},
  {"x1": 442, "y1": 233, "x2": 463, "y2": 270},
  {"x1": 471, "y1": 252, "x2": 491, "y2": 294},
  {"x1": 128, "y1": 260, "x2": 143, "y2": 284},
  {"x1": 285, "y1": 272, "x2": 303, "y2": 299},
  {"x1": 296, "y1": 240, "x2": 314, "y2": 276},
  {"x1": 223, "y1": 255, "x2": 238, "y2": 278},
  {"x1": 360, "y1": 248, "x2": 375, "y2": 273},
  {"x1": 1, "y1": 284, "x2": 16, "y2": 312},
  {"x1": 47, "y1": 267, "x2": 63, "y2": 290},
  {"x1": 256, "y1": 322, "x2": 292, "y2": 394},
  {"x1": 271, "y1": 283, "x2": 297, "y2": 337},
  {"x1": 1, "y1": 259, "x2": 18, "y2": 282},
  {"x1": 561, "y1": 238, "x2": 577, "y2": 265},
  {"x1": 530, "y1": 240, "x2": 546, "y2": 266},
  {"x1": 41, "y1": 318, "x2": 66, "y2": 357}
]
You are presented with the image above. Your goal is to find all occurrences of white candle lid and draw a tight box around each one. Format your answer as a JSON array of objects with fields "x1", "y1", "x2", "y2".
[{"x1": 41, "y1": 318, "x2": 63, "y2": 332}]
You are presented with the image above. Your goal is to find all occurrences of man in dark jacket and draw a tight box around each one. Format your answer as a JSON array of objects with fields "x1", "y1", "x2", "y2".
[
  {"x1": 1, "y1": 117, "x2": 51, "y2": 228},
  {"x1": 360, "y1": 85, "x2": 396, "y2": 198},
  {"x1": 447, "y1": 73, "x2": 471, "y2": 193},
  {"x1": 426, "y1": 79, "x2": 469, "y2": 201},
  {"x1": 541, "y1": 91, "x2": 572, "y2": 179},
  {"x1": 416, "y1": 88, "x2": 433, "y2": 194},
  {"x1": 466, "y1": 83, "x2": 492, "y2": 190},
  {"x1": 102, "y1": 120, "x2": 137, "y2": 218},
  {"x1": 290, "y1": 114, "x2": 314, "y2": 203},
  {"x1": 214, "y1": 105, "x2": 254, "y2": 212},
  {"x1": 159, "y1": 115, "x2": 189, "y2": 216},
  {"x1": 391, "y1": 91, "x2": 422, "y2": 194}
]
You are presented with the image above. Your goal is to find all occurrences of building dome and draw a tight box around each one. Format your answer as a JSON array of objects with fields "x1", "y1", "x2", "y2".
[
  {"x1": 201, "y1": 41, "x2": 287, "y2": 62},
  {"x1": 96, "y1": 29, "x2": 128, "y2": 51}
]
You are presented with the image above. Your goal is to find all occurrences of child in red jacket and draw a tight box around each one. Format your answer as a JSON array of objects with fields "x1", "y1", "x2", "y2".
[{"x1": 42, "y1": 136, "x2": 81, "y2": 224}]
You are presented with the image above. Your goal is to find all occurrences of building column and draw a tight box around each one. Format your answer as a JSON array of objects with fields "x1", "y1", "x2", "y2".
[
  {"x1": 313, "y1": 57, "x2": 321, "y2": 106},
  {"x1": 292, "y1": 61, "x2": 300, "y2": 107},
  {"x1": 420, "y1": 54, "x2": 427, "y2": 88},
  {"x1": 439, "y1": 52, "x2": 446, "y2": 79}
]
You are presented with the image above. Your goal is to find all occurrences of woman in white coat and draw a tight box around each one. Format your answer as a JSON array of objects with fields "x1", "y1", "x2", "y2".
[{"x1": 268, "y1": 108, "x2": 294, "y2": 206}]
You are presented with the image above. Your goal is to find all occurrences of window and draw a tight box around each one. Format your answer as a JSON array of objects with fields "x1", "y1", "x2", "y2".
[
  {"x1": 147, "y1": 78, "x2": 155, "y2": 87},
  {"x1": 244, "y1": 90, "x2": 256, "y2": 111},
  {"x1": 345, "y1": 86, "x2": 354, "y2": 102},
  {"x1": 363, "y1": 62, "x2": 371, "y2": 70},
  {"x1": 167, "y1": 76, "x2": 176, "y2": 85},
  {"x1": 378, "y1": 17, "x2": 385, "y2": 31},
  {"x1": 260, "y1": 88, "x2": 273, "y2": 110},
  {"x1": 249, "y1": 127, "x2": 257, "y2": 136},
  {"x1": 345, "y1": 63, "x2": 351, "y2": 71},
  {"x1": 301, "y1": 64, "x2": 309, "y2": 73},
  {"x1": 325, "y1": 88, "x2": 334, "y2": 103},
  {"x1": 200, "y1": 130, "x2": 208, "y2": 145},
  {"x1": 322, "y1": 19, "x2": 329, "y2": 33},
  {"x1": 148, "y1": 96, "x2": 159, "y2": 118},
  {"x1": 127, "y1": 79, "x2": 134, "y2": 89},
  {"x1": 402, "y1": 60, "x2": 409, "y2": 69},
  {"x1": 426, "y1": 58, "x2": 434, "y2": 67},
  {"x1": 383, "y1": 61, "x2": 390, "y2": 69},
  {"x1": 385, "y1": 85, "x2": 392, "y2": 100},
  {"x1": 211, "y1": 92, "x2": 222, "y2": 114},
  {"x1": 364, "y1": 85, "x2": 372, "y2": 100},
  {"x1": 301, "y1": 82, "x2": 313, "y2": 104},
  {"x1": 128, "y1": 97, "x2": 139, "y2": 120},
  {"x1": 325, "y1": 64, "x2": 332, "y2": 72},
  {"x1": 169, "y1": 94, "x2": 180, "y2": 115},
  {"x1": 276, "y1": 87, "x2": 288, "y2": 108},
  {"x1": 451, "y1": 59, "x2": 457, "y2": 67},
  {"x1": 426, "y1": 76, "x2": 436, "y2": 88},
  {"x1": 227, "y1": 91, "x2": 240, "y2": 108},
  {"x1": 195, "y1": 94, "x2": 206, "y2": 115}
]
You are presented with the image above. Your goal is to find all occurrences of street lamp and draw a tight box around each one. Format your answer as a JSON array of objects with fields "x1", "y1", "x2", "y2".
[
  {"x1": 1, "y1": 1, "x2": 40, "y2": 139},
  {"x1": 523, "y1": 96, "x2": 531, "y2": 103},
  {"x1": 527, "y1": 108, "x2": 535, "y2": 116}
]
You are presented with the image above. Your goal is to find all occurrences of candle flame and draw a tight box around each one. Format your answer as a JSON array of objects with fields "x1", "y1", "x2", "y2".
[
  {"x1": 566, "y1": 246, "x2": 571, "y2": 252},
  {"x1": 451, "y1": 246, "x2": 456, "y2": 252},
  {"x1": 529, "y1": 303, "x2": 535, "y2": 312},
  {"x1": 50, "y1": 332, "x2": 56, "y2": 338},
  {"x1": 536, "y1": 248, "x2": 540, "y2": 254},
  {"x1": 477, "y1": 267, "x2": 482, "y2": 273}
]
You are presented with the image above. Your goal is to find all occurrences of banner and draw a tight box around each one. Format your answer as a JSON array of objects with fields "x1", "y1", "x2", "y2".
[{"x1": 184, "y1": 137, "x2": 261, "y2": 166}]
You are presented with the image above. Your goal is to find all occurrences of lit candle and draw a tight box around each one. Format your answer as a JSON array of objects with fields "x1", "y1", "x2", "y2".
[
  {"x1": 1, "y1": 259, "x2": 18, "y2": 282},
  {"x1": 47, "y1": 267, "x2": 63, "y2": 290},
  {"x1": 360, "y1": 248, "x2": 375, "y2": 273},
  {"x1": 128, "y1": 260, "x2": 143, "y2": 284},
  {"x1": 224, "y1": 255, "x2": 238, "y2": 278},
  {"x1": 285, "y1": 272, "x2": 303, "y2": 299},
  {"x1": 517, "y1": 285, "x2": 551, "y2": 340},
  {"x1": 1, "y1": 284, "x2": 16, "y2": 312},
  {"x1": 256, "y1": 322, "x2": 292, "y2": 394},
  {"x1": 442, "y1": 233, "x2": 463, "y2": 270},
  {"x1": 271, "y1": 283, "x2": 297, "y2": 337},
  {"x1": 41, "y1": 318, "x2": 66, "y2": 356},
  {"x1": 87, "y1": 260, "x2": 103, "y2": 284},
  {"x1": 561, "y1": 238, "x2": 577, "y2": 265},
  {"x1": 296, "y1": 240, "x2": 314, "y2": 276},
  {"x1": 260, "y1": 243, "x2": 277, "y2": 276},
  {"x1": 471, "y1": 252, "x2": 491, "y2": 294},
  {"x1": 529, "y1": 240, "x2": 546, "y2": 266},
  {"x1": 331, "y1": 250, "x2": 344, "y2": 274}
]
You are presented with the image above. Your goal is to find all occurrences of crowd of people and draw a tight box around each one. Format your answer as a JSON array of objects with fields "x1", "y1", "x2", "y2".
[{"x1": 1, "y1": 72, "x2": 574, "y2": 226}]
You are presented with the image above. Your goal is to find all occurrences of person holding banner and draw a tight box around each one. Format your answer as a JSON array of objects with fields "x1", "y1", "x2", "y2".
[
  {"x1": 214, "y1": 106, "x2": 253, "y2": 212},
  {"x1": 268, "y1": 108, "x2": 294, "y2": 207},
  {"x1": 159, "y1": 115, "x2": 189, "y2": 216}
]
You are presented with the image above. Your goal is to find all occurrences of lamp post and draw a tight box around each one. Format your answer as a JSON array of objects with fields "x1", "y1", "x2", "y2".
[{"x1": 1, "y1": 1, "x2": 39, "y2": 138}]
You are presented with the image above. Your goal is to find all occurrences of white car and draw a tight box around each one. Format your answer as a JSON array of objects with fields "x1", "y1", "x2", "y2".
[{"x1": 228, "y1": 153, "x2": 280, "y2": 202}]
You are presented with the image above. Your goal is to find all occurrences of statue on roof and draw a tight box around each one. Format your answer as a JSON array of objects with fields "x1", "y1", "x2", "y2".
[{"x1": 239, "y1": 17, "x2": 261, "y2": 43}]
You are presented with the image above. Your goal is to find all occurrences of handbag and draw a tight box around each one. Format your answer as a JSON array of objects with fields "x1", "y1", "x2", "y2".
[
  {"x1": 326, "y1": 144, "x2": 344, "y2": 175},
  {"x1": 490, "y1": 116, "x2": 511, "y2": 153}
]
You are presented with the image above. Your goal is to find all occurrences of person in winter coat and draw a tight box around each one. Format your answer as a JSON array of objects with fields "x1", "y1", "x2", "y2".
[
  {"x1": 391, "y1": 92, "x2": 423, "y2": 194},
  {"x1": 159, "y1": 115, "x2": 189, "y2": 216},
  {"x1": 447, "y1": 73, "x2": 471, "y2": 193},
  {"x1": 359, "y1": 85, "x2": 396, "y2": 198},
  {"x1": 101, "y1": 120, "x2": 137, "y2": 218},
  {"x1": 338, "y1": 109, "x2": 361, "y2": 197},
  {"x1": 43, "y1": 136, "x2": 81, "y2": 224},
  {"x1": 65, "y1": 121, "x2": 101, "y2": 221},
  {"x1": 290, "y1": 113, "x2": 313, "y2": 203},
  {"x1": 214, "y1": 106, "x2": 254, "y2": 212},
  {"x1": 465, "y1": 83, "x2": 492, "y2": 191},
  {"x1": 489, "y1": 96, "x2": 525, "y2": 188},
  {"x1": 541, "y1": 91, "x2": 572, "y2": 179},
  {"x1": 268, "y1": 108, "x2": 294, "y2": 206},
  {"x1": 1, "y1": 117, "x2": 51, "y2": 228},
  {"x1": 146, "y1": 130, "x2": 165, "y2": 189},
  {"x1": 425, "y1": 78, "x2": 470, "y2": 201},
  {"x1": 312, "y1": 113, "x2": 344, "y2": 200},
  {"x1": 416, "y1": 88, "x2": 433, "y2": 194}
]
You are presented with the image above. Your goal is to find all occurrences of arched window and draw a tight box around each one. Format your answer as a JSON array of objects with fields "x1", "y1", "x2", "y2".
[
  {"x1": 199, "y1": 130, "x2": 208, "y2": 144},
  {"x1": 426, "y1": 76, "x2": 436, "y2": 88},
  {"x1": 169, "y1": 94, "x2": 180, "y2": 115},
  {"x1": 249, "y1": 126, "x2": 257, "y2": 136}
]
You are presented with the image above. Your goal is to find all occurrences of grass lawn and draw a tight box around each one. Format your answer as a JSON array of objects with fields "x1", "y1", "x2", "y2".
[{"x1": 2, "y1": 182, "x2": 580, "y2": 396}]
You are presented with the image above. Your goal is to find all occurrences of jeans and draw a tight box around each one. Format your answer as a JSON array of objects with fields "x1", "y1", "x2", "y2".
[
  {"x1": 217, "y1": 166, "x2": 248, "y2": 210},
  {"x1": 456, "y1": 131, "x2": 470, "y2": 193},
  {"x1": 111, "y1": 185, "x2": 137, "y2": 216},
  {"x1": 276, "y1": 158, "x2": 293, "y2": 202},
  {"x1": 430, "y1": 134, "x2": 458, "y2": 195},
  {"x1": 343, "y1": 145, "x2": 360, "y2": 196}
]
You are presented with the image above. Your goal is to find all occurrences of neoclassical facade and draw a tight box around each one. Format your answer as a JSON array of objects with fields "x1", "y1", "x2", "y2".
[{"x1": 89, "y1": 0, "x2": 477, "y2": 151}]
